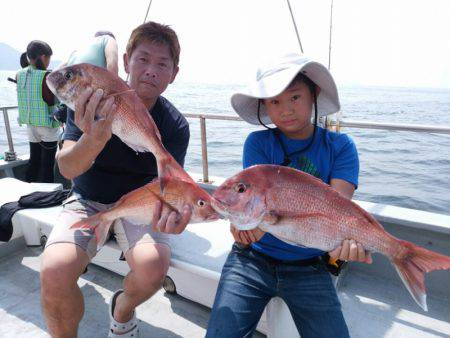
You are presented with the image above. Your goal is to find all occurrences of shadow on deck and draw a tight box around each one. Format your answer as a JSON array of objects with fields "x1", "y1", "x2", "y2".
[{"x1": 0, "y1": 246, "x2": 265, "y2": 338}]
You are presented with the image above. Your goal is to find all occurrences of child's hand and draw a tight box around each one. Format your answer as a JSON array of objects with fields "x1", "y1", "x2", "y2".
[
  {"x1": 329, "y1": 239, "x2": 372, "y2": 264},
  {"x1": 230, "y1": 224, "x2": 264, "y2": 245}
]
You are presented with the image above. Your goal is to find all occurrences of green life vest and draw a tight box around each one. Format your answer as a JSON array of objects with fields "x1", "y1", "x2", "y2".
[{"x1": 16, "y1": 66, "x2": 59, "y2": 128}]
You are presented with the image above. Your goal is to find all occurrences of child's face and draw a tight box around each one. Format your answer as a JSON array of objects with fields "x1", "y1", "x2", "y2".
[{"x1": 264, "y1": 81, "x2": 314, "y2": 138}]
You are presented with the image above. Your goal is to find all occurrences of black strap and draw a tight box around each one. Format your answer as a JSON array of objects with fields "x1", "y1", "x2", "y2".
[
  {"x1": 322, "y1": 252, "x2": 347, "y2": 276},
  {"x1": 0, "y1": 189, "x2": 71, "y2": 242},
  {"x1": 256, "y1": 91, "x2": 319, "y2": 167}
]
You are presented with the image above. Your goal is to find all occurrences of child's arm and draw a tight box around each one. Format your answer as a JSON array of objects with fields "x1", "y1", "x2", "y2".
[{"x1": 330, "y1": 178, "x2": 355, "y2": 199}]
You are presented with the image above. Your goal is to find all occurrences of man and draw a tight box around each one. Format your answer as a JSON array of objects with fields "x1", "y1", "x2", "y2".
[{"x1": 40, "y1": 22, "x2": 191, "y2": 338}]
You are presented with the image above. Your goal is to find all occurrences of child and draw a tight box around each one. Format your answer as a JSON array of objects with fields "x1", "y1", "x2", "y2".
[
  {"x1": 206, "y1": 54, "x2": 371, "y2": 338},
  {"x1": 16, "y1": 40, "x2": 61, "y2": 183}
]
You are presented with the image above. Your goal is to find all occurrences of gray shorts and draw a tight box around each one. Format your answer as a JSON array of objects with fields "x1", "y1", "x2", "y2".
[{"x1": 45, "y1": 194, "x2": 170, "y2": 259}]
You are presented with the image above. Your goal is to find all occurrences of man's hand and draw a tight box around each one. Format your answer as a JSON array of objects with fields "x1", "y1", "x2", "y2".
[
  {"x1": 74, "y1": 88, "x2": 116, "y2": 146},
  {"x1": 230, "y1": 225, "x2": 265, "y2": 246},
  {"x1": 329, "y1": 239, "x2": 372, "y2": 264},
  {"x1": 151, "y1": 200, "x2": 192, "y2": 234}
]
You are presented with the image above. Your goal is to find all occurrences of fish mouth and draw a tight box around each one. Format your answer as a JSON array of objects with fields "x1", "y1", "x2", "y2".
[
  {"x1": 46, "y1": 71, "x2": 75, "y2": 109},
  {"x1": 207, "y1": 212, "x2": 221, "y2": 221},
  {"x1": 210, "y1": 197, "x2": 261, "y2": 230},
  {"x1": 46, "y1": 73, "x2": 57, "y2": 94},
  {"x1": 210, "y1": 198, "x2": 230, "y2": 218}
]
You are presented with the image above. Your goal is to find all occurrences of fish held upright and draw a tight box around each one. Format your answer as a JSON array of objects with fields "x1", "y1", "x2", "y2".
[{"x1": 46, "y1": 63, "x2": 191, "y2": 184}]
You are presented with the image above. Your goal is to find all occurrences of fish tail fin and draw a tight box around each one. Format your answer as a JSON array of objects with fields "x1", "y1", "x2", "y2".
[
  {"x1": 157, "y1": 155, "x2": 193, "y2": 191},
  {"x1": 392, "y1": 240, "x2": 450, "y2": 311},
  {"x1": 70, "y1": 213, "x2": 112, "y2": 247}
]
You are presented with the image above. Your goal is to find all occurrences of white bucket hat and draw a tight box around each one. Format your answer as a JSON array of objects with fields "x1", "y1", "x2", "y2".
[{"x1": 231, "y1": 53, "x2": 340, "y2": 125}]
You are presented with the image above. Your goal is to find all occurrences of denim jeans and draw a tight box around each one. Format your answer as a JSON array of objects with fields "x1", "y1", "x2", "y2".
[{"x1": 206, "y1": 244, "x2": 349, "y2": 338}]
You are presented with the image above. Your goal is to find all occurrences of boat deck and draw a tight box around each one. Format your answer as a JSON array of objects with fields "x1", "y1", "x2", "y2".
[
  {"x1": 1, "y1": 244, "x2": 449, "y2": 338},
  {"x1": 0, "y1": 245, "x2": 265, "y2": 338}
]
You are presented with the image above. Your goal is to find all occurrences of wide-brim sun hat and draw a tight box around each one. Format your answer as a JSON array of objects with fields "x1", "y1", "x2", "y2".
[{"x1": 231, "y1": 53, "x2": 340, "y2": 125}]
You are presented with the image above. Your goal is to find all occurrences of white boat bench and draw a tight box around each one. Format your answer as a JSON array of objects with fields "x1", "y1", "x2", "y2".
[{"x1": 2, "y1": 177, "x2": 300, "y2": 337}]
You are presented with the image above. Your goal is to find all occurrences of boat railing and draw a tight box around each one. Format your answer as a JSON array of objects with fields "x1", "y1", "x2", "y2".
[{"x1": 3, "y1": 105, "x2": 450, "y2": 182}]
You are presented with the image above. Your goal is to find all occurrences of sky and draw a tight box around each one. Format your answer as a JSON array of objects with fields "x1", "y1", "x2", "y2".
[{"x1": 1, "y1": 0, "x2": 450, "y2": 89}]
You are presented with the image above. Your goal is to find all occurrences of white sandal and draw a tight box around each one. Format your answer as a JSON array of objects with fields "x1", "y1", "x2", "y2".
[{"x1": 108, "y1": 289, "x2": 139, "y2": 338}]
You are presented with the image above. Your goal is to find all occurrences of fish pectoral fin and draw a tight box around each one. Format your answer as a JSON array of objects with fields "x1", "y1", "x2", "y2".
[
  {"x1": 289, "y1": 212, "x2": 330, "y2": 221},
  {"x1": 263, "y1": 211, "x2": 281, "y2": 225},
  {"x1": 271, "y1": 212, "x2": 330, "y2": 225},
  {"x1": 264, "y1": 210, "x2": 329, "y2": 226}
]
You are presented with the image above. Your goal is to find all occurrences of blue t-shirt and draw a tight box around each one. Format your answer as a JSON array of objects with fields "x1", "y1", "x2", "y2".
[
  {"x1": 243, "y1": 126, "x2": 359, "y2": 261},
  {"x1": 63, "y1": 96, "x2": 190, "y2": 204}
]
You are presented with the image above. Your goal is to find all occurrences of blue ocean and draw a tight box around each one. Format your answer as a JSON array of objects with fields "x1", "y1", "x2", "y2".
[{"x1": 1, "y1": 70, "x2": 450, "y2": 216}]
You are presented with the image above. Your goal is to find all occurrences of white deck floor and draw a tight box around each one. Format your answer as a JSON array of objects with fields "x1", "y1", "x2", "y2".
[
  {"x1": 0, "y1": 245, "x2": 265, "y2": 338},
  {"x1": 2, "y1": 244, "x2": 449, "y2": 338}
]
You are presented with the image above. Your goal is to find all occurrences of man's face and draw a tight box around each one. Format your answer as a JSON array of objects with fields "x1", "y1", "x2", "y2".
[{"x1": 124, "y1": 40, "x2": 178, "y2": 103}]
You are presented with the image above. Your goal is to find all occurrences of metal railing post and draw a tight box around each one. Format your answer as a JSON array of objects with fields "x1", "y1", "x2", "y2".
[
  {"x1": 2, "y1": 107, "x2": 17, "y2": 161},
  {"x1": 199, "y1": 116, "x2": 209, "y2": 183},
  {"x1": 2, "y1": 105, "x2": 450, "y2": 176}
]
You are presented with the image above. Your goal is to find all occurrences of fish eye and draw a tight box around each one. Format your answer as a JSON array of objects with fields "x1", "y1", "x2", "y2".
[
  {"x1": 197, "y1": 199, "x2": 205, "y2": 207},
  {"x1": 64, "y1": 71, "x2": 73, "y2": 80},
  {"x1": 234, "y1": 183, "x2": 247, "y2": 194}
]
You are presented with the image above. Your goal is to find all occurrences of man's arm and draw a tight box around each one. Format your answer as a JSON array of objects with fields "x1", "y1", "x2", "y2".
[
  {"x1": 57, "y1": 137, "x2": 105, "y2": 179},
  {"x1": 104, "y1": 38, "x2": 119, "y2": 74},
  {"x1": 57, "y1": 88, "x2": 116, "y2": 179}
]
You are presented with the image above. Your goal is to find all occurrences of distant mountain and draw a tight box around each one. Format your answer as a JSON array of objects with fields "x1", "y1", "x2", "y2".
[{"x1": 0, "y1": 42, "x2": 61, "y2": 71}]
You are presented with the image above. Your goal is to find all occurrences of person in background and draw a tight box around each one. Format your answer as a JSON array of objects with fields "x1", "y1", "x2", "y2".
[
  {"x1": 16, "y1": 40, "x2": 61, "y2": 183},
  {"x1": 61, "y1": 30, "x2": 118, "y2": 74},
  {"x1": 52, "y1": 30, "x2": 119, "y2": 185},
  {"x1": 206, "y1": 54, "x2": 372, "y2": 338}
]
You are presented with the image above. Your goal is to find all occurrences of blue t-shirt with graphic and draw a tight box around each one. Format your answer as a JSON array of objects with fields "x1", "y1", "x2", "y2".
[{"x1": 243, "y1": 126, "x2": 359, "y2": 261}]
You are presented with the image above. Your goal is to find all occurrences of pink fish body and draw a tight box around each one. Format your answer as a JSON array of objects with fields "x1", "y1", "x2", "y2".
[
  {"x1": 212, "y1": 164, "x2": 450, "y2": 311},
  {"x1": 72, "y1": 178, "x2": 219, "y2": 247},
  {"x1": 46, "y1": 63, "x2": 190, "y2": 182}
]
